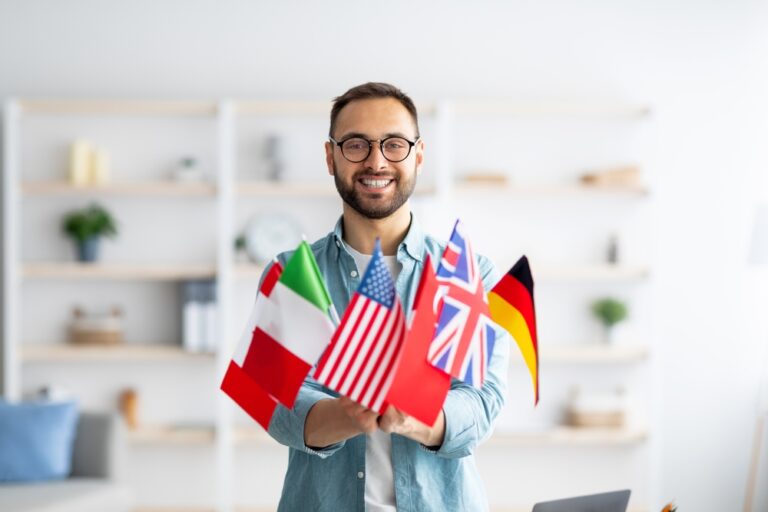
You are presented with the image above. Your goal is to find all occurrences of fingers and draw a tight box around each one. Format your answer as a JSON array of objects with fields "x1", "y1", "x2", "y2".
[
  {"x1": 338, "y1": 396, "x2": 378, "y2": 434},
  {"x1": 378, "y1": 405, "x2": 407, "y2": 434}
]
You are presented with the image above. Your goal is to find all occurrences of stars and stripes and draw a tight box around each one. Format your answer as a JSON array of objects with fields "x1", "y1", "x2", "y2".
[
  {"x1": 428, "y1": 220, "x2": 496, "y2": 388},
  {"x1": 313, "y1": 239, "x2": 406, "y2": 413}
]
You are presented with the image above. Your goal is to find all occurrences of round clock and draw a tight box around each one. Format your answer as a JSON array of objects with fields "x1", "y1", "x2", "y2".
[{"x1": 245, "y1": 212, "x2": 303, "y2": 264}]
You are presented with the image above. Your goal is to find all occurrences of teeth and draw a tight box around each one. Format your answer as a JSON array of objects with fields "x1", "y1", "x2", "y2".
[{"x1": 361, "y1": 179, "x2": 390, "y2": 188}]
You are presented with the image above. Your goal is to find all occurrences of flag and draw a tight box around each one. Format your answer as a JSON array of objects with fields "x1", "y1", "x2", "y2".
[
  {"x1": 314, "y1": 239, "x2": 406, "y2": 414},
  {"x1": 428, "y1": 220, "x2": 496, "y2": 388},
  {"x1": 243, "y1": 240, "x2": 337, "y2": 408},
  {"x1": 488, "y1": 255, "x2": 539, "y2": 404},
  {"x1": 385, "y1": 255, "x2": 451, "y2": 426},
  {"x1": 220, "y1": 262, "x2": 283, "y2": 429}
]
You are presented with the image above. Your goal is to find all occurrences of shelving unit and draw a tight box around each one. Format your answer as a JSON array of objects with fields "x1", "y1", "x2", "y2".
[{"x1": 2, "y1": 97, "x2": 654, "y2": 512}]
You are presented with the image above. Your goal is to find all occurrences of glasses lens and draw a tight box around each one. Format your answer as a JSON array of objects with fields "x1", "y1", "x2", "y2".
[
  {"x1": 341, "y1": 138, "x2": 370, "y2": 162},
  {"x1": 382, "y1": 137, "x2": 411, "y2": 162}
]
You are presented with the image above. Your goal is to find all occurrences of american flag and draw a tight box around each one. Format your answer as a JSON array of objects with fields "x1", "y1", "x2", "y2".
[
  {"x1": 313, "y1": 239, "x2": 405, "y2": 413},
  {"x1": 428, "y1": 220, "x2": 496, "y2": 388}
]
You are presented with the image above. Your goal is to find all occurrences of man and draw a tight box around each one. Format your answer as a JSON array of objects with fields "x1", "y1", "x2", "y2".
[{"x1": 266, "y1": 82, "x2": 510, "y2": 512}]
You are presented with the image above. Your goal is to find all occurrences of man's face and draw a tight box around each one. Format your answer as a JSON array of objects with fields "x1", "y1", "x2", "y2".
[{"x1": 326, "y1": 98, "x2": 424, "y2": 220}]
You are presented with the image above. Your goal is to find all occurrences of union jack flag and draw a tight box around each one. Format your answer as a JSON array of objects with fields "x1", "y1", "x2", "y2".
[
  {"x1": 428, "y1": 220, "x2": 496, "y2": 388},
  {"x1": 313, "y1": 239, "x2": 405, "y2": 413}
]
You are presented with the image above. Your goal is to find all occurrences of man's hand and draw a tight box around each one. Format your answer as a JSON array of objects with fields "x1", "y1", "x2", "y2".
[
  {"x1": 338, "y1": 396, "x2": 378, "y2": 434},
  {"x1": 304, "y1": 396, "x2": 379, "y2": 449},
  {"x1": 378, "y1": 405, "x2": 445, "y2": 448}
]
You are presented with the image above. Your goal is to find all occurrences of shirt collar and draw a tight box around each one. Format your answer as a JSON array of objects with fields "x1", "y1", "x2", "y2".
[{"x1": 332, "y1": 213, "x2": 425, "y2": 263}]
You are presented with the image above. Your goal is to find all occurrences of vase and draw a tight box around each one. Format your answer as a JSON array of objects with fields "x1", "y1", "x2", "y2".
[{"x1": 77, "y1": 237, "x2": 100, "y2": 262}]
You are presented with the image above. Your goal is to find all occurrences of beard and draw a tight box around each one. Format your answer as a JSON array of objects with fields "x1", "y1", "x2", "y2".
[{"x1": 333, "y1": 163, "x2": 417, "y2": 220}]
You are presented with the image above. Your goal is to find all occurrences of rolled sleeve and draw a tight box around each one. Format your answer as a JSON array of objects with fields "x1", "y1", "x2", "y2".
[{"x1": 268, "y1": 378, "x2": 347, "y2": 459}]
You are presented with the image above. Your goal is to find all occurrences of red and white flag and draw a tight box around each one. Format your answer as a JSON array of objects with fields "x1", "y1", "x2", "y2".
[
  {"x1": 313, "y1": 239, "x2": 405, "y2": 414},
  {"x1": 220, "y1": 262, "x2": 282, "y2": 430}
]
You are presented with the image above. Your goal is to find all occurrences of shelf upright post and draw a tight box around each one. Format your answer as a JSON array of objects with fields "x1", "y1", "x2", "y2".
[
  {"x1": 418, "y1": 100, "x2": 455, "y2": 231},
  {"x1": 2, "y1": 99, "x2": 20, "y2": 401},
  {"x1": 215, "y1": 99, "x2": 235, "y2": 512}
]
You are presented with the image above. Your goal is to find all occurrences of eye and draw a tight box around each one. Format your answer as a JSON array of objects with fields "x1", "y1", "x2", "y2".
[
  {"x1": 384, "y1": 138, "x2": 407, "y2": 150},
  {"x1": 343, "y1": 139, "x2": 368, "y2": 151}
]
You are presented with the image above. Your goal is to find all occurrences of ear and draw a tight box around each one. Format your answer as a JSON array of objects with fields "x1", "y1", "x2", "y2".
[
  {"x1": 415, "y1": 139, "x2": 425, "y2": 174},
  {"x1": 325, "y1": 141, "x2": 335, "y2": 176}
]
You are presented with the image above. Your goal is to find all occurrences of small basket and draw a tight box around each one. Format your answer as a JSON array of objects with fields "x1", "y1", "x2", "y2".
[{"x1": 69, "y1": 307, "x2": 123, "y2": 345}]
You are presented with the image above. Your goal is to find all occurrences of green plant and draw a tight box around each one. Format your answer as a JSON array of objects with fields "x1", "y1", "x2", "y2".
[
  {"x1": 62, "y1": 203, "x2": 118, "y2": 243},
  {"x1": 591, "y1": 297, "x2": 628, "y2": 327}
]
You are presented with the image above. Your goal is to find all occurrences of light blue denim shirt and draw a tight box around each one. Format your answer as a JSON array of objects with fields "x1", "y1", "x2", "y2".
[{"x1": 267, "y1": 214, "x2": 510, "y2": 512}]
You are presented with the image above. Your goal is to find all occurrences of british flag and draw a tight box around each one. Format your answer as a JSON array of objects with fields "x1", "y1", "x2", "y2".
[{"x1": 428, "y1": 220, "x2": 496, "y2": 388}]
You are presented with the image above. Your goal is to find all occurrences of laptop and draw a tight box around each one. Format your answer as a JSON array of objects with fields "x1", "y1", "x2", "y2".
[{"x1": 532, "y1": 489, "x2": 631, "y2": 512}]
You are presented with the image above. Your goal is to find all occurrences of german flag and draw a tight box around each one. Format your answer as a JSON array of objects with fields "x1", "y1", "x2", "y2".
[{"x1": 488, "y1": 255, "x2": 539, "y2": 404}]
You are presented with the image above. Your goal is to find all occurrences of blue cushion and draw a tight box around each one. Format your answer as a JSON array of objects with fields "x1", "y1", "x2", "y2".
[{"x1": 0, "y1": 400, "x2": 79, "y2": 482}]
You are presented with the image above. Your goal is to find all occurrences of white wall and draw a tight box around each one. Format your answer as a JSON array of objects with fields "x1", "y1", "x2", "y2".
[{"x1": 2, "y1": 0, "x2": 768, "y2": 510}]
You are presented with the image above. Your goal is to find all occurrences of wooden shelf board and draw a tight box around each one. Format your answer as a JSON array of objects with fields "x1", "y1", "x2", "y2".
[
  {"x1": 535, "y1": 264, "x2": 649, "y2": 281},
  {"x1": 21, "y1": 343, "x2": 212, "y2": 362},
  {"x1": 540, "y1": 344, "x2": 649, "y2": 363},
  {"x1": 22, "y1": 181, "x2": 217, "y2": 197},
  {"x1": 19, "y1": 99, "x2": 217, "y2": 115},
  {"x1": 454, "y1": 182, "x2": 649, "y2": 197},
  {"x1": 236, "y1": 100, "x2": 332, "y2": 115},
  {"x1": 129, "y1": 425, "x2": 215, "y2": 445},
  {"x1": 452, "y1": 100, "x2": 650, "y2": 117},
  {"x1": 487, "y1": 427, "x2": 648, "y2": 446},
  {"x1": 23, "y1": 262, "x2": 216, "y2": 280},
  {"x1": 234, "y1": 264, "x2": 267, "y2": 279}
]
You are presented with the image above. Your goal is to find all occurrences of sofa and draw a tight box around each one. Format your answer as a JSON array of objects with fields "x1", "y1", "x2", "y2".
[{"x1": 0, "y1": 411, "x2": 134, "y2": 512}]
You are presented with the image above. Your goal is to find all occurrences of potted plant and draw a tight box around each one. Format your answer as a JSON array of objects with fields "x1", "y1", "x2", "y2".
[
  {"x1": 591, "y1": 297, "x2": 628, "y2": 343},
  {"x1": 62, "y1": 203, "x2": 118, "y2": 262}
]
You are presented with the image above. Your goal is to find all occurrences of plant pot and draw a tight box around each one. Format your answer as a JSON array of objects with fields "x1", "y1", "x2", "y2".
[
  {"x1": 76, "y1": 237, "x2": 100, "y2": 262},
  {"x1": 602, "y1": 325, "x2": 615, "y2": 344}
]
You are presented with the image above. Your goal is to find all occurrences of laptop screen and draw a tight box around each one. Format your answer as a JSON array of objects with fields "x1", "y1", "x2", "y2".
[{"x1": 532, "y1": 489, "x2": 631, "y2": 512}]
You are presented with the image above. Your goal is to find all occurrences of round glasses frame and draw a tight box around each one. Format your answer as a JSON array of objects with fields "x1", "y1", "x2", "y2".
[{"x1": 329, "y1": 135, "x2": 420, "y2": 163}]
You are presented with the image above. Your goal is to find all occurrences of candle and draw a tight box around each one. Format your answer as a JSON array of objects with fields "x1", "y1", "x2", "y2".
[
  {"x1": 68, "y1": 140, "x2": 91, "y2": 186},
  {"x1": 90, "y1": 147, "x2": 111, "y2": 185}
]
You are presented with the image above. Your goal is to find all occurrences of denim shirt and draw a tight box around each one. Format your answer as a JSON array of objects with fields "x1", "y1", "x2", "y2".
[{"x1": 267, "y1": 215, "x2": 510, "y2": 512}]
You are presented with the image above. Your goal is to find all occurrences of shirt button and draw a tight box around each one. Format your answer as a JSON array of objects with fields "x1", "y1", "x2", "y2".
[
  {"x1": 335, "y1": 240, "x2": 341, "y2": 247},
  {"x1": 350, "y1": 270, "x2": 358, "y2": 278},
  {"x1": 357, "y1": 471, "x2": 364, "y2": 479}
]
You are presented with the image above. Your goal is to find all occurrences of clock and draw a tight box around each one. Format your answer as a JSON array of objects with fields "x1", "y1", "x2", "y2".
[{"x1": 245, "y1": 212, "x2": 303, "y2": 264}]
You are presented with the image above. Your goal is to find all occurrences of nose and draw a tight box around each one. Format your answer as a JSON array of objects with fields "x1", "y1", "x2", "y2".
[{"x1": 363, "y1": 141, "x2": 388, "y2": 170}]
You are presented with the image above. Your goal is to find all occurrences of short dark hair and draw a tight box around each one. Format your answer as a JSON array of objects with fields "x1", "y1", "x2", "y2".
[{"x1": 329, "y1": 82, "x2": 419, "y2": 138}]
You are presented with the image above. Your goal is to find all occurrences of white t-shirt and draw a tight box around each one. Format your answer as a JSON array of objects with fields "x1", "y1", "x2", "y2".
[{"x1": 346, "y1": 243, "x2": 401, "y2": 512}]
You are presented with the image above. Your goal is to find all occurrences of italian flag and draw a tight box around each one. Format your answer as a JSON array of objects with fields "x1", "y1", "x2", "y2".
[{"x1": 222, "y1": 241, "x2": 337, "y2": 428}]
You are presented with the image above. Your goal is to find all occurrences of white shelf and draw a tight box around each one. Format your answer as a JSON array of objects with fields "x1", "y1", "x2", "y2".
[
  {"x1": 22, "y1": 181, "x2": 217, "y2": 197},
  {"x1": 23, "y1": 262, "x2": 216, "y2": 281},
  {"x1": 18, "y1": 99, "x2": 217, "y2": 115},
  {"x1": 21, "y1": 343, "x2": 212, "y2": 362}
]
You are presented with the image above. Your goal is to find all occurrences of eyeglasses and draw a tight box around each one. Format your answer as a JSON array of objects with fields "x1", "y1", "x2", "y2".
[{"x1": 329, "y1": 135, "x2": 419, "y2": 163}]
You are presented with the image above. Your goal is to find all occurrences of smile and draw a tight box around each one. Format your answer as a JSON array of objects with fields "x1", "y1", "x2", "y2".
[{"x1": 358, "y1": 178, "x2": 394, "y2": 190}]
